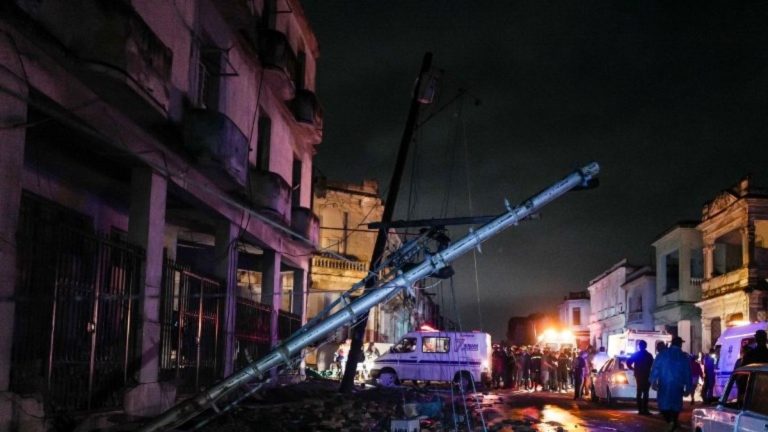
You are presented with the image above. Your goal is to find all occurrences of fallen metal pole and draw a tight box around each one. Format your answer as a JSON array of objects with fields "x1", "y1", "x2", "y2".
[{"x1": 137, "y1": 162, "x2": 599, "y2": 431}]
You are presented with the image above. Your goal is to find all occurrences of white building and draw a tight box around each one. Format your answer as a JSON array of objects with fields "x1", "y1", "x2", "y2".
[
  {"x1": 588, "y1": 259, "x2": 638, "y2": 349},
  {"x1": 1, "y1": 0, "x2": 321, "y2": 425},
  {"x1": 558, "y1": 291, "x2": 591, "y2": 349},
  {"x1": 696, "y1": 177, "x2": 768, "y2": 351},
  {"x1": 652, "y1": 223, "x2": 704, "y2": 354},
  {"x1": 622, "y1": 266, "x2": 657, "y2": 332}
]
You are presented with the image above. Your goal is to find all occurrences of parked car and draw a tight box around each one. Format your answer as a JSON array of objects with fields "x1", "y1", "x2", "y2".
[
  {"x1": 692, "y1": 363, "x2": 768, "y2": 432},
  {"x1": 593, "y1": 356, "x2": 657, "y2": 405}
]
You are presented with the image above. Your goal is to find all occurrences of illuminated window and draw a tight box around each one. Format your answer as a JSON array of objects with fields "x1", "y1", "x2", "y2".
[{"x1": 422, "y1": 337, "x2": 450, "y2": 353}]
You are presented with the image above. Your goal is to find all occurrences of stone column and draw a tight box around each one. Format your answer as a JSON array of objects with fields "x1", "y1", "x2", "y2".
[
  {"x1": 261, "y1": 250, "x2": 282, "y2": 347},
  {"x1": 703, "y1": 244, "x2": 714, "y2": 279},
  {"x1": 215, "y1": 221, "x2": 239, "y2": 377},
  {"x1": 261, "y1": 250, "x2": 282, "y2": 381},
  {"x1": 0, "y1": 33, "x2": 28, "y2": 431},
  {"x1": 291, "y1": 267, "x2": 307, "y2": 325},
  {"x1": 701, "y1": 318, "x2": 712, "y2": 353},
  {"x1": 124, "y1": 167, "x2": 174, "y2": 416},
  {"x1": 742, "y1": 224, "x2": 755, "y2": 270},
  {"x1": 292, "y1": 267, "x2": 307, "y2": 378}
]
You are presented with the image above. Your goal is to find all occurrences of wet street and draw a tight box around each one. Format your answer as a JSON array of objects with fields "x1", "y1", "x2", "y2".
[
  {"x1": 472, "y1": 387, "x2": 694, "y2": 432},
  {"x1": 192, "y1": 380, "x2": 698, "y2": 431}
]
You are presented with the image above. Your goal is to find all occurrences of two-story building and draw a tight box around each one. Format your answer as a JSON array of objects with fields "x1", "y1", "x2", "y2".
[
  {"x1": 0, "y1": 0, "x2": 321, "y2": 427},
  {"x1": 588, "y1": 259, "x2": 638, "y2": 349},
  {"x1": 622, "y1": 266, "x2": 657, "y2": 332},
  {"x1": 696, "y1": 177, "x2": 768, "y2": 351},
  {"x1": 558, "y1": 291, "x2": 591, "y2": 349},
  {"x1": 652, "y1": 223, "x2": 704, "y2": 354}
]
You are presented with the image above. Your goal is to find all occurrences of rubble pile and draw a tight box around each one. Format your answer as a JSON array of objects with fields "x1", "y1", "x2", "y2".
[{"x1": 197, "y1": 380, "x2": 562, "y2": 431}]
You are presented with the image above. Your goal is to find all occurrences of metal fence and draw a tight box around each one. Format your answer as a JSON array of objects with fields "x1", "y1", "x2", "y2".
[
  {"x1": 234, "y1": 297, "x2": 301, "y2": 369},
  {"x1": 159, "y1": 260, "x2": 222, "y2": 393},
  {"x1": 12, "y1": 195, "x2": 143, "y2": 411}
]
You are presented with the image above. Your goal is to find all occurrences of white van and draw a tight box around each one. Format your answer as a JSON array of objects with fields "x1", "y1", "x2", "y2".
[
  {"x1": 607, "y1": 329, "x2": 672, "y2": 358},
  {"x1": 370, "y1": 331, "x2": 492, "y2": 391},
  {"x1": 713, "y1": 321, "x2": 768, "y2": 398}
]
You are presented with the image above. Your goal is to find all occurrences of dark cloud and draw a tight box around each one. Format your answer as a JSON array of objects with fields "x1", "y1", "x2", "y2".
[{"x1": 303, "y1": 0, "x2": 768, "y2": 340}]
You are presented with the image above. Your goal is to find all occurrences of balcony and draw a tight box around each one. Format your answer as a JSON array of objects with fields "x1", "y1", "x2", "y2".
[
  {"x1": 182, "y1": 109, "x2": 248, "y2": 191},
  {"x1": 627, "y1": 311, "x2": 643, "y2": 323},
  {"x1": 702, "y1": 267, "x2": 749, "y2": 300},
  {"x1": 248, "y1": 169, "x2": 291, "y2": 224},
  {"x1": 311, "y1": 256, "x2": 369, "y2": 273},
  {"x1": 290, "y1": 207, "x2": 319, "y2": 245},
  {"x1": 15, "y1": 0, "x2": 172, "y2": 122},
  {"x1": 258, "y1": 28, "x2": 296, "y2": 100},
  {"x1": 291, "y1": 89, "x2": 323, "y2": 129}
]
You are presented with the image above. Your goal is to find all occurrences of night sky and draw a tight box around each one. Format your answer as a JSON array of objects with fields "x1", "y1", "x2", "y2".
[{"x1": 302, "y1": 1, "x2": 768, "y2": 341}]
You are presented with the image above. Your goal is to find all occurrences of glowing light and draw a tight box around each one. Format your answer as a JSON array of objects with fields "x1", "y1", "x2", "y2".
[
  {"x1": 729, "y1": 320, "x2": 751, "y2": 327},
  {"x1": 612, "y1": 373, "x2": 628, "y2": 384},
  {"x1": 419, "y1": 324, "x2": 438, "y2": 332}
]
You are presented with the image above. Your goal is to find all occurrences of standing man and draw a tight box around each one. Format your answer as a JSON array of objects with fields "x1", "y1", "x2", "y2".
[
  {"x1": 742, "y1": 329, "x2": 768, "y2": 366},
  {"x1": 701, "y1": 348, "x2": 716, "y2": 403},
  {"x1": 573, "y1": 350, "x2": 588, "y2": 400},
  {"x1": 627, "y1": 340, "x2": 654, "y2": 415},
  {"x1": 530, "y1": 347, "x2": 543, "y2": 391},
  {"x1": 650, "y1": 336, "x2": 691, "y2": 432}
]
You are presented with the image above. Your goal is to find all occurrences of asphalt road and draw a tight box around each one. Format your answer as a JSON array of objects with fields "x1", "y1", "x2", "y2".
[{"x1": 470, "y1": 387, "x2": 696, "y2": 432}]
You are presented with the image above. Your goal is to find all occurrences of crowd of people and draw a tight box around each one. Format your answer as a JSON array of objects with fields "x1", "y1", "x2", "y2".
[
  {"x1": 489, "y1": 343, "x2": 604, "y2": 394},
  {"x1": 492, "y1": 329, "x2": 768, "y2": 432}
]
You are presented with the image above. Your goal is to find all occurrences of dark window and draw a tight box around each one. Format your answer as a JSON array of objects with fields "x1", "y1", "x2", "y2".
[
  {"x1": 690, "y1": 249, "x2": 704, "y2": 278},
  {"x1": 196, "y1": 46, "x2": 222, "y2": 110},
  {"x1": 746, "y1": 373, "x2": 768, "y2": 416},
  {"x1": 392, "y1": 337, "x2": 417, "y2": 353},
  {"x1": 713, "y1": 229, "x2": 743, "y2": 276},
  {"x1": 292, "y1": 159, "x2": 302, "y2": 207},
  {"x1": 572, "y1": 307, "x2": 581, "y2": 326},
  {"x1": 256, "y1": 116, "x2": 271, "y2": 171},
  {"x1": 664, "y1": 250, "x2": 679, "y2": 293},
  {"x1": 722, "y1": 372, "x2": 750, "y2": 409}
]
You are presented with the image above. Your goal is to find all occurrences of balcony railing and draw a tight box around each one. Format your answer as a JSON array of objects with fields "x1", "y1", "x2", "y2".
[
  {"x1": 312, "y1": 256, "x2": 369, "y2": 272},
  {"x1": 15, "y1": 0, "x2": 173, "y2": 118},
  {"x1": 183, "y1": 109, "x2": 249, "y2": 190},
  {"x1": 291, "y1": 89, "x2": 323, "y2": 128},
  {"x1": 291, "y1": 207, "x2": 319, "y2": 244},
  {"x1": 248, "y1": 169, "x2": 292, "y2": 223},
  {"x1": 628, "y1": 311, "x2": 643, "y2": 323},
  {"x1": 690, "y1": 277, "x2": 703, "y2": 287}
]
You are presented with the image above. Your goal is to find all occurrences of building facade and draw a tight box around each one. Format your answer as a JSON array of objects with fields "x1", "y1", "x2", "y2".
[
  {"x1": 558, "y1": 291, "x2": 591, "y2": 349},
  {"x1": 652, "y1": 223, "x2": 704, "y2": 354},
  {"x1": 1, "y1": 0, "x2": 321, "y2": 426},
  {"x1": 310, "y1": 179, "x2": 441, "y2": 345},
  {"x1": 588, "y1": 259, "x2": 637, "y2": 349},
  {"x1": 696, "y1": 177, "x2": 768, "y2": 351},
  {"x1": 622, "y1": 266, "x2": 657, "y2": 332}
]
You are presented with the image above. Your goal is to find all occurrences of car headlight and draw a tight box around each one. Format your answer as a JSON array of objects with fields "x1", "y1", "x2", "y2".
[{"x1": 612, "y1": 373, "x2": 628, "y2": 384}]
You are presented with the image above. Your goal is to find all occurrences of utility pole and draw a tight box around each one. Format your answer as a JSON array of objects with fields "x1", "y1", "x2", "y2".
[{"x1": 339, "y1": 52, "x2": 434, "y2": 392}]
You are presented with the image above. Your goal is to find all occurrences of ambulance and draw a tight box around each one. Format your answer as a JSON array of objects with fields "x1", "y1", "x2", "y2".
[
  {"x1": 712, "y1": 321, "x2": 768, "y2": 397},
  {"x1": 369, "y1": 330, "x2": 492, "y2": 391},
  {"x1": 607, "y1": 329, "x2": 672, "y2": 358}
]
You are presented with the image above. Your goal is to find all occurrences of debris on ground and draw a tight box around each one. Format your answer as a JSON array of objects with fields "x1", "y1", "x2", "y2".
[{"x1": 194, "y1": 379, "x2": 568, "y2": 432}]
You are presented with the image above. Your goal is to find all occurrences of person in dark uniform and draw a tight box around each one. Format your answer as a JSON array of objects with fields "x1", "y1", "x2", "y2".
[
  {"x1": 627, "y1": 339, "x2": 654, "y2": 415},
  {"x1": 573, "y1": 350, "x2": 588, "y2": 399},
  {"x1": 743, "y1": 329, "x2": 768, "y2": 366}
]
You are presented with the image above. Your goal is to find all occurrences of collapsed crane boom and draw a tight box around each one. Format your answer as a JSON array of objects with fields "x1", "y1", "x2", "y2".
[{"x1": 138, "y1": 162, "x2": 600, "y2": 431}]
